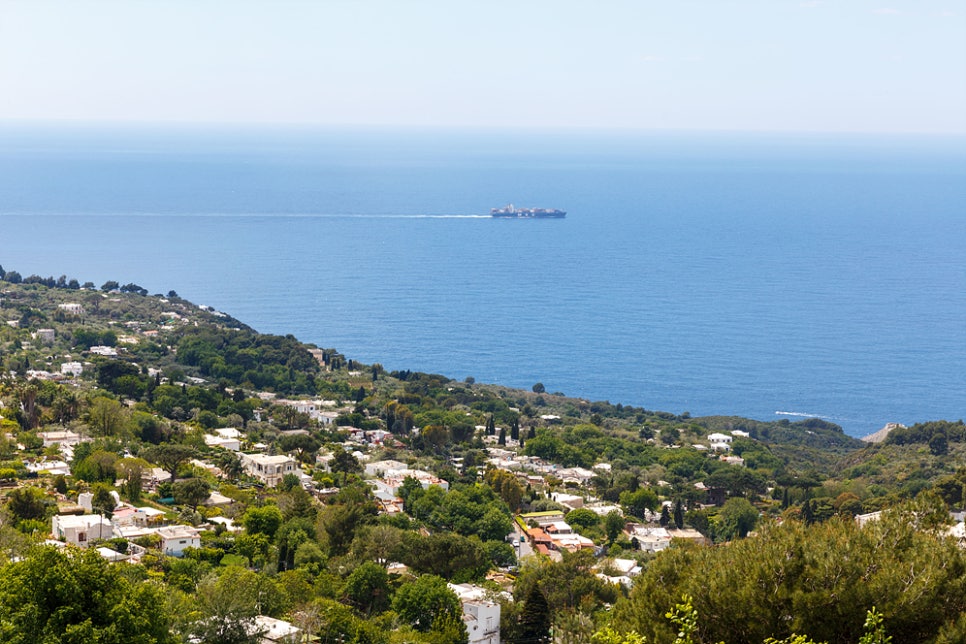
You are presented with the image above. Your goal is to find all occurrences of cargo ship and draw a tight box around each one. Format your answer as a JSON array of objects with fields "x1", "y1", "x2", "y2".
[{"x1": 490, "y1": 204, "x2": 566, "y2": 218}]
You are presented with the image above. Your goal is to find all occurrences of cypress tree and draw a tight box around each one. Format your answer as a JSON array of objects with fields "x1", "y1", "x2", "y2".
[
  {"x1": 673, "y1": 499, "x2": 684, "y2": 529},
  {"x1": 519, "y1": 585, "x2": 551, "y2": 644}
]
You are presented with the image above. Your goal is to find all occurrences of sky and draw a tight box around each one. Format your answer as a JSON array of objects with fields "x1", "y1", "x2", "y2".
[{"x1": 0, "y1": 0, "x2": 964, "y2": 133}]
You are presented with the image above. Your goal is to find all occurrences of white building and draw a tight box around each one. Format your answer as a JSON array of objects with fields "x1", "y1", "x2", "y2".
[
  {"x1": 364, "y1": 459, "x2": 409, "y2": 477},
  {"x1": 157, "y1": 525, "x2": 201, "y2": 556},
  {"x1": 550, "y1": 492, "x2": 584, "y2": 509},
  {"x1": 371, "y1": 468, "x2": 449, "y2": 497},
  {"x1": 60, "y1": 361, "x2": 84, "y2": 377},
  {"x1": 626, "y1": 524, "x2": 673, "y2": 553},
  {"x1": 240, "y1": 453, "x2": 299, "y2": 487},
  {"x1": 78, "y1": 490, "x2": 120, "y2": 514},
  {"x1": 708, "y1": 433, "x2": 733, "y2": 450},
  {"x1": 51, "y1": 514, "x2": 113, "y2": 548},
  {"x1": 204, "y1": 433, "x2": 241, "y2": 451},
  {"x1": 448, "y1": 583, "x2": 501, "y2": 644},
  {"x1": 58, "y1": 303, "x2": 85, "y2": 315}
]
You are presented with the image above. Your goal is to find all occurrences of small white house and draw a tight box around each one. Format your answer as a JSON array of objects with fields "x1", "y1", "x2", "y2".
[
  {"x1": 39, "y1": 429, "x2": 85, "y2": 447},
  {"x1": 58, "y1": 303, "x2": 85, "y2": 315},
  {"x1": 51, "y1": 514, "x2": 113, "y2": 547},
  {"x1": 60, "y1": 361, "x2": 84, "y2": 377},
  {"x1": 157, "y1": 525, "x2": 201, "y2": 557},
  {"x1": 708, "y1": 433, "x2": 733, "y2": 450},
  {"x1": 204, "y1": 434, "x2": 241, "y2": 451}
]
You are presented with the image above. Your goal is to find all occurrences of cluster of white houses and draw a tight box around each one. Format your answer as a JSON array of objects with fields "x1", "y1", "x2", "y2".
[{"x1": 50, "y1": 505, "x2": 201, "y2": 558}]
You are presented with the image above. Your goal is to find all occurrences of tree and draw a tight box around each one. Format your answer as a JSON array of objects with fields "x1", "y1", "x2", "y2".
[
  {"x1": 532, "y1": 382, "x2": 546, "y2": 394},
  {"x1": 319, "y1": 499, "x2": 377, "y2": 557},
  {"x1": 91, "y1": 483, "x2": 117, "y2": 518},
  {"x1": 565, "y1": 508, "x2": 601, "y2": 533},
  {"x1": 215, "y1": 450, "x2": 243, "y2": 480},
  {"x1": 485, "y1": 468, "x2": 524, "y2": 511},
  {"x1": 100, "y1": 280, "x2": 120, "y2": 292},
  {"x1": 715, "y1": 497, "x2": 758, "y2": 541},
  {"x1": 392, "y1": 574, "x2": 464, "y2": 633},
  {"x1": 191, "y1": 570, "x2": 266, "y2": 644},
  {"x1": 620, "y1": 488, "x2": 659, "y2": 519},
  {"x1": 397, "y1": 531, "x2": 488, "y2": 581},
  {"x1": 344, "y1": 561, "x2": 391, "y2": 616},
  {"x1": 72, "y1": 450, "x2": 118, "y2": 483},
  {"x1": 5, "y1": 487, "x2": 50, "y2": 524},
  {"x1": 143, "y1": 443, "x2": 197, "y2": 483},
  {"x1": 519, "y1": 584, "x2": 552, "y2": 644},
  {"x1": 330, "y1": 450, "x2": 361, "y2": 485},
  {"x1": 660, "y1": 505, "x2": 671, "y2": 527},
  {"x1": 673, "y1": 499, "x2": 685, "y2": 529},
  {"x1": 278, "y1": 433, "x2": 321, "y2": 462},
  {"x1": 241, "y1": 505, "x2": 284, "y2": 539},
  {"x1": 929, "y1": 432, "x2": 949, "y2": 456},
  {"x1": 604, "y1": 510, "x2": 626, "y2": 544},
  {"x1": 117, "y1": 457, "x2": 148, "y2": 502},
  {"x1": 612, "y1": 498, "x2": 965, "y2": 644},
  {"x1": 0, "y1": 546, "x2": 176, "y2": 644},
  {"x1": 172, "y1": 478, "x2": 211, "y2": 509}
]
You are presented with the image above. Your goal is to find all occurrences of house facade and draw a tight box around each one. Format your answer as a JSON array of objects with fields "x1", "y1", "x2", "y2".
[
  {"x1": 240, "y1": 453, "x2": 299, "y2": 487},
  {"x1": 51, "y1": 514, "x2": 113, "y2": 547}
]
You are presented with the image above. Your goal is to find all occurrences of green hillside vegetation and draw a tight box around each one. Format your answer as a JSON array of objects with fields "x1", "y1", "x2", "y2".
[{"x1": 1, "y1": 269, "x2": 965, "y2": 643}]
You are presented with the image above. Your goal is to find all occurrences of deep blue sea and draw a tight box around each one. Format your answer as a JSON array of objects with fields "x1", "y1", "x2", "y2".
[{"x1": 1, "y1": 123, "x2": 964, "y2": 437}]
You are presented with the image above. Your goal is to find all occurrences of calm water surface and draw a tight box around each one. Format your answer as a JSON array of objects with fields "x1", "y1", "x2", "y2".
[{"x1": 1, "y1": 124, "x2": 964, "y2": 436}]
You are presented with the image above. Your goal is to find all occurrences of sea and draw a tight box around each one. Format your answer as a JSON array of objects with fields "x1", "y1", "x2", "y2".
[{"x1": 1, "y1": 123, "x2": 964, "y2": 438}]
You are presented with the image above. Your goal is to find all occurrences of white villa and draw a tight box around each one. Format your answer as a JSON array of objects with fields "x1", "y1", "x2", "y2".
[
  {"x1": 51, "y1": 514, "x2": 113, "y2": 548},
  {"x1": 240, "y1": 453, "x2": 299, "y2": 487},
  {"x1": 448, "y1": 583, "x2": 501, "y2": 644}
]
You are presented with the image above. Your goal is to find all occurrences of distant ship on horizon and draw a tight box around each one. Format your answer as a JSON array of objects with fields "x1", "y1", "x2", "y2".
[{"x1": 490, "y1": 204, "x2": 566, "y2": 218}]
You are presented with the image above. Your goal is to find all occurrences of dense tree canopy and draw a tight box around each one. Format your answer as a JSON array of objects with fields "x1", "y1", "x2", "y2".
[
  {"x1": 612, "y1": 497, "x2": 966, "y2": 644},
  {"x1": 0, "y1": 546, "x2": 176, "y2": 644}
]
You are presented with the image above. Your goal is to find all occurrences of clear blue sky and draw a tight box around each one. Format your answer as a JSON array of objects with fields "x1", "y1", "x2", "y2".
[{"x1": 1, "y1": 0, "x2": 964, "y2": 133}]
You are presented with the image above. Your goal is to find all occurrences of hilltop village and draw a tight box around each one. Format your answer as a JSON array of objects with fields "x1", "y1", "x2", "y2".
[{"x1": 1, "y1": 268, "x2": 966, "y2": 644}]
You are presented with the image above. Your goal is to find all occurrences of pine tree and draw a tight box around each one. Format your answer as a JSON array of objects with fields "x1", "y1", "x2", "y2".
[
  {"x1": 519, "y1": 585, "x2": 552, "y2": 644},
  {"x1": 802, "y1": 499, "x2": 815, "y2": 526}
]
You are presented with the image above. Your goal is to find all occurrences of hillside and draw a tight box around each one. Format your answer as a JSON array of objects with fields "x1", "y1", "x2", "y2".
[{"x1": 2, "y1": 268, "x2": 965, "y2": 643}]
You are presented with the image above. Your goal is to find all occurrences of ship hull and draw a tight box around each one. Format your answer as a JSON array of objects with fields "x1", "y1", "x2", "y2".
[{"x1": 490, "y1": 204, "x2": 566, "y2": 218}]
